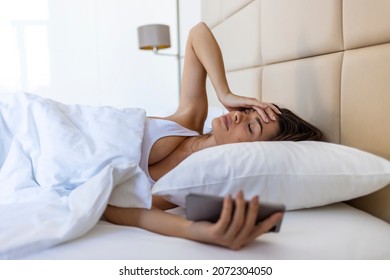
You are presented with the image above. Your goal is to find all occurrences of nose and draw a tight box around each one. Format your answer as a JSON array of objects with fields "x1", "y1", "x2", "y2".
[{"x1": 233, "y1": 110, "x2": 246, "y2": 123}]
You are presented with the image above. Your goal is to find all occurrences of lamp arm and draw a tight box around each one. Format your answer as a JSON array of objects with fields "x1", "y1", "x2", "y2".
[{"x1": 153, "y1": 48, "x2": 182, "y2": 58}]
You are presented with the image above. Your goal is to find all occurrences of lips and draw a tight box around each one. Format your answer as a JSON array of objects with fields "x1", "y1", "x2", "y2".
[{"x1": 222, "y1": 114, "x2": 230, "y2": 130}]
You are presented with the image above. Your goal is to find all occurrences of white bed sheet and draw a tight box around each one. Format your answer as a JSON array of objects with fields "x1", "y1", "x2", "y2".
[{"x1": 24, "y1": 203, "x2": 390, "y2": 260}]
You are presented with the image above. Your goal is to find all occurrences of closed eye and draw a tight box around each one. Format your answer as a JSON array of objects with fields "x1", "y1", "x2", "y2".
[
  {"x1": 244, "y1": 109, "x2": 255, "y2": 133},
  {"x1": 256, "y1": 117, "x2": 263, "y2": 134}
]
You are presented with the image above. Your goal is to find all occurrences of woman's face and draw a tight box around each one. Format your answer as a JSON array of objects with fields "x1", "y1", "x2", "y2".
[{"x1": 211, "y1": 109, "x2": 280, "y2": 145}]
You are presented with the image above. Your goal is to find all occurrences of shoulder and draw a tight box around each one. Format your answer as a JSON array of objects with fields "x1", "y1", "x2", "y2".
[{"x1": 162, "y1": 109, "x2": 207, "y2": 135}]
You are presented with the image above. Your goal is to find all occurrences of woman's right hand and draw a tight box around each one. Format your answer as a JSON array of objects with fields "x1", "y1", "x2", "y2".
[
  {"x1": 186, "y1": 191, "x2": 284, "y2": 250},
  {"x1": 219, "y1": 91, "x2": 281, "y2": 123}
]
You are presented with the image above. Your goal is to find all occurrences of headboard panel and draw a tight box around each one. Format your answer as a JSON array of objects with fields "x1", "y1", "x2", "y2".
[{"x1": 201, "y1": 0, "x2": 390, "y2": 223}]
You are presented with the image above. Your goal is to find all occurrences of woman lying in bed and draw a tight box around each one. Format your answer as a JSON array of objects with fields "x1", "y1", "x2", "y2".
[{"x1": 104, "y1": 22, "x2": 322, "y2": 250}]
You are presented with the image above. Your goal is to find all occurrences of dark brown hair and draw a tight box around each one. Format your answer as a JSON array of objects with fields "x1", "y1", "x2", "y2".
[{"x1": 272, "y1": 104, "x2": 323, "y2": 141}]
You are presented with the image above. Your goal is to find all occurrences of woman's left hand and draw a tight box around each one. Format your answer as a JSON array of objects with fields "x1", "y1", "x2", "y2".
[
  {"x1": 219, "y1": 91, "x2": 281, "y2": 123},
  {"x1": 186, "y1": 191, "x2": 284, "y2": 250}
]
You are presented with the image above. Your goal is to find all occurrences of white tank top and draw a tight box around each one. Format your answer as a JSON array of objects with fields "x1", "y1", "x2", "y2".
[{"x1": 139, "y1": 118, "x2": 199, "y2": 186}]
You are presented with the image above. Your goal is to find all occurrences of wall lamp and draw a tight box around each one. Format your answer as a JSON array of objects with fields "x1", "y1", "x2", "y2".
[
  {"x1": 137, "y1": 22, "x2": 182, "y2": 94},
  {"x1": 136, "y1": 0, "x2": 181, "y2": 95},
  {"x1": 137, "y1": 24, "x2": 171, "y2": 53}
]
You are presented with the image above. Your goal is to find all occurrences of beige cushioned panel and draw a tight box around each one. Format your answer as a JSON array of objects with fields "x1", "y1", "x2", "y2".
[
  {"x1": 341, "y1": 44, "x2": 390, "y2": 159},
  {"x1": 343, "y1": 0, "x2": 390, "y2": 49},
  {"x1": 227, "y1": 67, "x2": 262, "y2": 100},
  {"x1": 202, "y1": 0, "x2": 390, "y2": 223},
  {"x1": 206, "y1": 67, "x2": 262, "y2": 108},
  {"x1": 213, "y1": 0, "x2": 262, "y2": 71},
  {"x1": 201, "y1": 0, "x2": 223, "y2": 27},
  {"x1": 261, "y1": 0, "x2": 343, "y2": 64},
  {"x1": 223, "y1": 0, "x2": 254, "y2": 18},
  {"x1": 201, "y1": 0, "x2": 256, "y2": 28},
  {"x1": 262, "y1": 53, "x2": 342, "y2": 143}
]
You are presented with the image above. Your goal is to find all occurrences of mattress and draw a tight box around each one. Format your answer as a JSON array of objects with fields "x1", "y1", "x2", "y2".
[{"x1": 23, "y1": 202, "x2": 390, "y2": 260}]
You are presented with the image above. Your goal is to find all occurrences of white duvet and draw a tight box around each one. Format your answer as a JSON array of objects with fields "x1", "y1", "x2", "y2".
[{"x1": 0, "y1": 92, "x2": 151, "y2": 259}]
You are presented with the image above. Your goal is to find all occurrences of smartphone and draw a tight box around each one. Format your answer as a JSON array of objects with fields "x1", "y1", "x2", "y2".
[{"x1": 185, "y1": 193, "x2": 285, "y2": 232}]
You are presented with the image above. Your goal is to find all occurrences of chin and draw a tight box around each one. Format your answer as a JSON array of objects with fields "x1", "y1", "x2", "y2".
[{"x1": 210, "y1": 117, "x2": 218, "y2": 131}]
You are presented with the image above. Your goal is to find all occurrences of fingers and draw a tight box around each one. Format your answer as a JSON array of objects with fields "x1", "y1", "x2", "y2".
[
  {"x1": 233, "y1": 205, "x2": 283, "y2": 250},
  {"x1": 246, "y1": 98, "x2": 281, "y2": 114},
  {"x1": 213, "y1": 192, "x2": 266, "y2": 250},
  {"x1": 251, "y1": 212, "x2": 284, "y2": 239},
  {"x1": 221, "y1": 92, "x2": 281, "y2": 118},
  {"x1": 219, "y1": 193, "x2": 285, "y2": 249},
  {"x1": 235, "y1": 95, "x2": 281, "y2": 123},
  {"x1": 235, "y1": 195, "x2": 259, "y2": 241},
  {"x1": 224, "y1": 191, "x2": 246, "y2": 239},
  {"x1": 266, "y1": 103, "x2": 282, "y2": 114},
  {"x1": 253, "y1": 106, "x2": 271, "y2": 123},
  {"x1": 253, "y1": 104, "x2": 281, "y2": 123},
  {"x1": 215, "y1": 195, "x2": 234, "y2": 232},
  {"x1": 247, "y1": 97, "x2": 268, "y2": 109}
]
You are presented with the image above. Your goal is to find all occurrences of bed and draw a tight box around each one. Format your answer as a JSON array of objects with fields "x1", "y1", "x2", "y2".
[
  {"x1": 5, "y1": 0, "x2": 390, "y2": 260},
  {"x1": 22, "y1": 203, "x2": 389, "y2": 260}
]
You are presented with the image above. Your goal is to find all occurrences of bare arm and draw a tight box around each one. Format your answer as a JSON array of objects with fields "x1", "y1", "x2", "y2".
[
  {"x1": 168, "y1": 22, "x2": 215, "y2": 132},
  {"x1": 183, "y1": 22, "x2": 230, "y2": 102},
  {"x1": 104, "y1": 192, "x2": 283, "y2": 250},
  {"x1": 170, "y1": 22, "x2": 280, "y2": 131}
]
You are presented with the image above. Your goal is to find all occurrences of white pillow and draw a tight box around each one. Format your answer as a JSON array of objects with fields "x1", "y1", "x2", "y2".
[{"x1": 152, "y1": 141, "x2": 390, "y2": 210}]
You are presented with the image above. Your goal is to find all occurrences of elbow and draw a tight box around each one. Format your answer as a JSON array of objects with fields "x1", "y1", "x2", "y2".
[
  {"x1": 190, "y1": 22, "x2": 209, "y2": 36},
  {"x1": 194, "y1": 21, "x2": 208, "y2": 29}
]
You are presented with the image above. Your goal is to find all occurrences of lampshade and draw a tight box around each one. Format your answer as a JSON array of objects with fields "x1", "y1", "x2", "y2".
[{"x1": 137, "y1": 24, "x2": 171, "y2": 50}]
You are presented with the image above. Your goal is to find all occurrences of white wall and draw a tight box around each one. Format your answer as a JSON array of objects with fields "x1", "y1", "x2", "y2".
[{"x1": 0, "y1": 0, "x2": 200, "y2": 115}]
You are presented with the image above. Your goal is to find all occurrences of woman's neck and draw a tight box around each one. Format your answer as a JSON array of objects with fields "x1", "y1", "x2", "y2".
[{"x1": 188, "y1": 133, "x2": 217, "y2": 154}]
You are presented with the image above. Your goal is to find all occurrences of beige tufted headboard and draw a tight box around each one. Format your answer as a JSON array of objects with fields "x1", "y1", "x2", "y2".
[{"x1": 201, "y1": 0, "x2": 390, "y2": 223}]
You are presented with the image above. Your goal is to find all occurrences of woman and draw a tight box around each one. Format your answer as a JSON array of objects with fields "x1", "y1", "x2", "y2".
[{"x1": 104, "y1": 22, "x2": 322, "y2": 250}]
